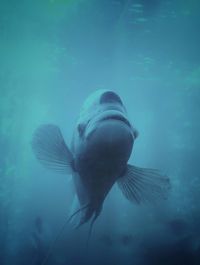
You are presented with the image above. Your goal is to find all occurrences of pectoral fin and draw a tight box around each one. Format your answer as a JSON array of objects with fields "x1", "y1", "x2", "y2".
[
  {"x1": 117, "y1": 164, "x2": 170, "y2": 204},
  {"x1": 31, "y1": 124, "x2": 74, "y2": 174}
]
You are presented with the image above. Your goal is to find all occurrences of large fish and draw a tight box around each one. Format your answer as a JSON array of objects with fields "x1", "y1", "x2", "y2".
[{"x1": 32, "y1": 90, "x2": 170, "y2": 227}]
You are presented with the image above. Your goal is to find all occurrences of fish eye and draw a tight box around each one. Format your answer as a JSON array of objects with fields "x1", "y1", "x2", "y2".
[{"x1": 100, "y1": 91, "x2": 123, "y2": 105}]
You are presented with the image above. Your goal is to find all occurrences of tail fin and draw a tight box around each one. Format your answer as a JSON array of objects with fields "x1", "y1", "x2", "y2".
[
  {"x1": 74, "y1": 205, "x2": 102, "y2": 252},
  {"x1": 117, "y1": 164, "x2": 170, "y2": 204},
  {"x1": 86, "y1": 209, "x2": 101, "y2": 248}
]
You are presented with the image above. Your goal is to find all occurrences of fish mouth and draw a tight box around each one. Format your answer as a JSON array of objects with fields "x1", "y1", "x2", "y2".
[
  {"x1": 98, "y1": 110, "x2": 131, "y2": 128},
  {"x1": 85, "y1": 110, "x2": 134, "y2": 140},
  {"x1": 101, "y1": 114, "x2": 131, "y2": 127}
]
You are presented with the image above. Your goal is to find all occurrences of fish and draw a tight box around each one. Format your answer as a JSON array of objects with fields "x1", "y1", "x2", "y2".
[{"x1": 32, "y1": 89, "x2": 170, "y2": 228}]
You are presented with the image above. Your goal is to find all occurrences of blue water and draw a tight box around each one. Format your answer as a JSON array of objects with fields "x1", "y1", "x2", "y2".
[{"x1": 0, "y1": 1, "x2": 200, "y2": 264}]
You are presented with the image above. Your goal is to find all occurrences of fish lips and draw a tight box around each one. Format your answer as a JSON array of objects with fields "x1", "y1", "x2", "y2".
[
  {"x1": 98, "y1": 110, "x2": 132, "y2": 129},
  {"x1": 100, "y1": 112, "x2": 131, "y2": 128},
  {"x1": 85, "y1": 110, "x2": 135, "y2": 140}
]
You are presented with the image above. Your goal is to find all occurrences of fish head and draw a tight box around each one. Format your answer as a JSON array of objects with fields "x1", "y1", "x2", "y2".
[{"x1": 74, "y1": 90, "x2": 138, "y2": 165}]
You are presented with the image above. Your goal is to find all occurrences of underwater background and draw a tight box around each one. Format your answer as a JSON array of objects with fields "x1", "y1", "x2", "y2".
[{"x1": 0, "y1": 0, "x2": 200, "y2": 264}]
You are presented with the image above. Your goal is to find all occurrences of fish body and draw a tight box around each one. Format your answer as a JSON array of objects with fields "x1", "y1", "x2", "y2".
[
  {"x1": 32, "y1": 90, "x2": 170, "y2": 226},
  {"x1": 70, "y1": 90, "x2": 137, "y2": 223}
]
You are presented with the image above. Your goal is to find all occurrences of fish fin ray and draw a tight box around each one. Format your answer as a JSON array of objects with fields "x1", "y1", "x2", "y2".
[
  {"x1": 117, "y1": 164, "x2": 170, "y2": 204},
  {"x1": 86, "y1": 210, "x2": 100, "y2": 249},
  {"x1": 31, "y1": 124, "x2": 73, "y2": 174}
]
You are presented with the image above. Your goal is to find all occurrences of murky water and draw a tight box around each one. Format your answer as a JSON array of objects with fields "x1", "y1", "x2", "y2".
[{"x1": 0, "y1": 1, "x2": 200, "y2": 264}]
